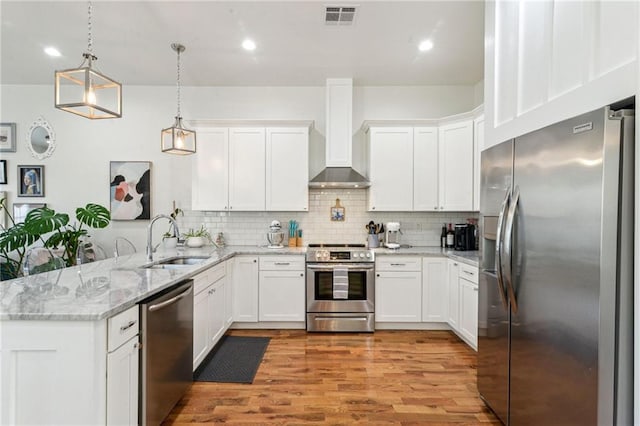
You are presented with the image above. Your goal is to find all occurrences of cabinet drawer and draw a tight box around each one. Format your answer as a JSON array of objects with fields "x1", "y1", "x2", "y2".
[
  {"x1": 193, "y1": 269, "x2": 212, "y2": 295},
  {"x1": 459, "y1": 263, "x2": 479, "y2": 284},
  {"x1": 260, "y1": 256, "x2": 305, "y2": 271},
  {"x1": 108, "y1": 305, "x2": 139, "y2": 352},
  {"x1": 376, "y1": 256, "x2": 422, "y2": 271},
  {"x1": 208, "y1": 262, "x2": 226, "y2": 284}
]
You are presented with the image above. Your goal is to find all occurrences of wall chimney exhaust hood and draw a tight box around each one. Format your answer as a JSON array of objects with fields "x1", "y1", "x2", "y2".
[{"x1": 309, "y1": 78, "x2": 370, "y2": 189}]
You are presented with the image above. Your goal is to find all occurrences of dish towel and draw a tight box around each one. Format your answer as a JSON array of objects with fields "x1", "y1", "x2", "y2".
[{"x1": 333, "y1": 268, "x2": 349, "y2": 299}]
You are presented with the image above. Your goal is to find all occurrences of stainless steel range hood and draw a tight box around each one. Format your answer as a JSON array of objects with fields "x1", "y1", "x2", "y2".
[{"x1": 309, "y1": 78, "x2": 370, "y2": 189}]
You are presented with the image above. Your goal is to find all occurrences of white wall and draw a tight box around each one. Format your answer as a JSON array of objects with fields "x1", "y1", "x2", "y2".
[{"x1": 0, "y1": 83, "x2": 477, "y2": 254}]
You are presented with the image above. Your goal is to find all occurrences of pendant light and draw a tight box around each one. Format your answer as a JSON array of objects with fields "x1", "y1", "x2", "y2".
[
  {"x1": 54, "y1": 1, "x2": 122, "y2": 119},
  {"x1": 161, "y1": 43, "x2": 196, "y2": 155}
]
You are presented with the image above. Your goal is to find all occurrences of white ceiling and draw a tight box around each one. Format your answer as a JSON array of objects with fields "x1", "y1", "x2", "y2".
[{"x1": 1, "y1": 1, "x2": 484, "y2": 87}]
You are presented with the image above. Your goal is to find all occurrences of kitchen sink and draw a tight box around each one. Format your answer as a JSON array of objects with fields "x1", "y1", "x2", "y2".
[{"x1": 143, "y1": 256, "x2": 209, "y2": 269}]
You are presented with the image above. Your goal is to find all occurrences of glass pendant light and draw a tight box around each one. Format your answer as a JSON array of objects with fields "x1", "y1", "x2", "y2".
[
  {"x1": 54, "y1": 1, "x2": 122, "y2": 119},
  {"x1": 161, "y1": 43, "x2": 196, "y2": 155}
]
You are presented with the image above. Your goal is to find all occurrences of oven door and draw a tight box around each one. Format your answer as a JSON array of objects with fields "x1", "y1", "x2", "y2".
[{"x1": 306, "y1": 262, "x2": 374, "y2": 313}]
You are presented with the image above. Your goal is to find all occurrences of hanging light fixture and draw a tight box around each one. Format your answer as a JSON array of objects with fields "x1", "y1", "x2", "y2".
[
  {"x1": 54, "y1": 1, "x2": 122, "y2": 119},
  {"x1": 161, "y1": 43, "x2": 196, "y2": 155}
]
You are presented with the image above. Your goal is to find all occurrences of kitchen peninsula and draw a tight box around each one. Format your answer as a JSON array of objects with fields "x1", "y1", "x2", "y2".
[{"x1": 0, "y1": 245, "x2": 477, "y2": 425}]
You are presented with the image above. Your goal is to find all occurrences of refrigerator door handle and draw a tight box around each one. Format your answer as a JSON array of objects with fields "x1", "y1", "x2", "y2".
[
  {"x1": 495, "y1": 189, "x2": 510, "y2": 309},
  {"x1": 503, "y1": 185, "x2": 520, "y2": 313}
]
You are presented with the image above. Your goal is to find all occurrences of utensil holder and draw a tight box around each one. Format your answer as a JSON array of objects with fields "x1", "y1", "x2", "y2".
[
  {"x1": 296, "y1": 237, "x2": 303, "y2": 247},
  {"x1": 367, "y1": 234, "x2": 379, "y2": 248},
  {"x1": 288, "y1": 237, "x2": 297, "y2": 247}
]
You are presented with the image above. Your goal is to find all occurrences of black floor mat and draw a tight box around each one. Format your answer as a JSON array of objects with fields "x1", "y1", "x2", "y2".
[{"x1": 193, "y1": 335, "x2": 270, "y2": 384}]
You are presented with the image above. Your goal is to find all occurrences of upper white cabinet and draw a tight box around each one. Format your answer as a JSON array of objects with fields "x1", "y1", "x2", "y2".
[
  {"x1": 368, "y1": 127, "x2": 414, "y2": 211},
  {"x1": 413, "y1": 127, "x2": 439, "y2": 211},
  {"x1": 192, "y1": 128, "x2": 229, "y2": 211},
  {"x1": 473, "y1": 115, "x2": 484, "y2": 211},
  {"x1": 229, "y1": 128, "x2": 266, "y2": 211},
  {"x1": 485, "y1": 0, "x2": 638, "y2": 147},
  {"x1": 192, "y1": 122, "x2": 310, "y2": 212},
  {"x1": 366, "y1": 116, "x2": 476, "y2": 212},
  {"x1": 438, "y1": 120, "x2": 474, "y2": 211},
  {"x1": 266, "y1": 127, "x2": 309, "y2": 211}
]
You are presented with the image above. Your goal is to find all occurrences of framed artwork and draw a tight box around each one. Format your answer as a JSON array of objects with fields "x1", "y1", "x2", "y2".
[
  {"x1": 0, "y1": 191, "x2": 7, "y2": 229},
  {"x1": 13, "y1": 203, "x2": 46, "y2": 224},
  {"x1": 110, "y1": 161, "x2": 151, "y2": 220},
  {"x1": 0, "y1": 160, "x2": 6, "y2": 184},
  {"x1": 0, "y1": 123, "x2": 16, "y2": 152},
  {"x1": 330, "y1": 198, "x2": 345, "y2": 221},
  {"x1": 17, "y1": 165, "x2": 44, "y2": 197}
]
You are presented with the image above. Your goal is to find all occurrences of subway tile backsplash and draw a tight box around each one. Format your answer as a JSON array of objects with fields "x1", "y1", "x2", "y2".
[{"x1": 179, "y1": 189, "x2": 478, "y2": 247}]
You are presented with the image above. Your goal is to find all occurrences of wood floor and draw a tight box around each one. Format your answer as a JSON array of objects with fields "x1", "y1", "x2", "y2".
[{"x1": 164, "y1": 329, "x2": 501, "y2": 425}]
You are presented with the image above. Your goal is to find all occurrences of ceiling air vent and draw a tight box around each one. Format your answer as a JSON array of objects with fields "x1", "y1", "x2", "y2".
[{"x1": 324, "y1": 6, "x2": 357, "y2": 25}]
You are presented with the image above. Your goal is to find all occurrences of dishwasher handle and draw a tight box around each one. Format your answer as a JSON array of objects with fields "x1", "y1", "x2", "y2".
[{"x1": 148, "y1": 285, "x2": 193, "y2": 312}]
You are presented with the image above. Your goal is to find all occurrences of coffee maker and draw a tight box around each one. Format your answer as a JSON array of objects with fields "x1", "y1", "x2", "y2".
[
  {"x1": 385, "y1": 222, "x2": 401, "y2": 249},
  {"x1": 454, "y1": 223, "x2": 477, "y2": 251}
]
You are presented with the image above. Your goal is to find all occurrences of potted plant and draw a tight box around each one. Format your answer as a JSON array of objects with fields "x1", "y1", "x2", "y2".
[
  {"x1": 162, "y1": 205, "x2": 183, "y2": 248},
  {"x1": 183, "y1": 225, "x2": 212, "y2": 248},
  {"x1": 0, "y1": 198, "x2": 110, "y2": 280}
]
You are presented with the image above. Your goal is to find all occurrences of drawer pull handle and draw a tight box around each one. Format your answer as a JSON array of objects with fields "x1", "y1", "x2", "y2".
[
  {"x1": 390, "y1": 263, "x2": 406, "y2": 266},
  {"x1": 463, "y1": 270, "x2": 475, "y2": 275},
  {"x1": 274, "y1": 262, "x2": 290, "y2": 266},
  {"x1": 120, "y1": 320, "x2": 137, "y2": 332}
]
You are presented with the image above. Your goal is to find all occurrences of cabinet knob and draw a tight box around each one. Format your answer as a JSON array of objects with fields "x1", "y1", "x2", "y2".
[
  {"x1": 372, "y1": 206, "x2": 376, "y2": 210},
  {"x1": 434, "y1": 206, "x2": 438, "y2": 210},
  {"x1": 253, "y1": 259, "x2": 257, "y2": 263},
  {"x1": 230, "y1": 206, "x2": 233, "y2": 210},
  {"x1": 300, "y1": 273, "x2": 304, "y2": 277},
  {"x1": 376, "y1": 273, "x2": 380, "y2": 277}
]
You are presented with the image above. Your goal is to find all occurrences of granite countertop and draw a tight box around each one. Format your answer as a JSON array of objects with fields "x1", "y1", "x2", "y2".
[{"x1": 0, "y1": 245, "x2": 477, "y2": 321}]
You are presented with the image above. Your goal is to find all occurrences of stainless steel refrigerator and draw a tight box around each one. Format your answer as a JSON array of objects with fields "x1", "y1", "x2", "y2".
[{"x1": 477, "y1": 103, "x2": 634, "y2": 425}]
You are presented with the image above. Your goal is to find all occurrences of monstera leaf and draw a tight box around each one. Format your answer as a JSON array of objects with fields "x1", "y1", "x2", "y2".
[
  {"x1": 23, "y1": 207, "x2": 69, "y2": 236},
  {"x1": 76, "y1": 204, "x2": 110, "y2": 229},
  {"x1": 0, "y1": 223, "x2": 38, "y2": 252}
]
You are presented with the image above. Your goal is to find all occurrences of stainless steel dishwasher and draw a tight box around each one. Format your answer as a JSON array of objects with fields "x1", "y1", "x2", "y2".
[{"x1": 140, "y1": 280, "x2": 193, "y2": 425}]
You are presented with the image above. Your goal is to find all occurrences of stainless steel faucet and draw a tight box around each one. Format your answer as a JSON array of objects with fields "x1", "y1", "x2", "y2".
[{"x1": 146, "y1": 214, "x2": 181, "y2": 261}]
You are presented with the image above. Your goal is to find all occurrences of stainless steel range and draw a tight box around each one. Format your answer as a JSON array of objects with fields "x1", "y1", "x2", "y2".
[{"x1": 306, "y1": 244, "x2": 375, "y2": 332}]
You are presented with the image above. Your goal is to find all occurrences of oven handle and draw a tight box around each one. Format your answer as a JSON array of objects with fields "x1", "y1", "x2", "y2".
[{"x1": 306, "y1": 263, "x2": 374, "y2": 271}]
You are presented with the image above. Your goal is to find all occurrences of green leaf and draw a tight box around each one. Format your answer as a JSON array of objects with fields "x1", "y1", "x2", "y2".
[
  {"x1": 0, "y1": 223, "x2": 38, "y2": 252},
  {"x1": 76, "y1": 204, "x2": 110, "y2": 229},
  {"x1": 23, "y1": 207, "x2": 69, "y2": 235}
]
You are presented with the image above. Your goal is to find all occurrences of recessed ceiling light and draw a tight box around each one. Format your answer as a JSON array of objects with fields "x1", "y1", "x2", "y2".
[
  {"x1": 44, "y1": 47, "x2": 61, "y2": 57},
  {"x1": 242, "y1": 39, "x2": 256, "y2": 51},
  {"x1": 418, "y1": 39, "x2": 434, "y2": 52}
]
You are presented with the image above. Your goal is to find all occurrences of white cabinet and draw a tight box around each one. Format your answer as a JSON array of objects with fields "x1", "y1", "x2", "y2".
[
  {"x1": 106, "y1": 337, "x2": 139, "y2": 426},
  {"x1": 447, "y1": 259, "x2": 460, "y2": 330},
  {"x1": 473, "y1": 115, "x2": 484, "y2": 211},
  {"x1": 106, "y1": 305, "x2": 140, "y2": 426},
  {"x1": 439, "y1": 120, "x2": 474, "y2": 211},
  {"x1": 458, "y1": 263, "x2": 479, "y2": 349},
  {"x1": 375, "y1": 257, "x2": 422, "y2": 322},
  {"x1": 266, "y1": 127, "x2": 309, "y2": 211},
  {"x1": 232, "y1": 256, "x2": 259, "y2": 322},
  {"x1": 368, "y1": 127, "x2": 414, "y2": 211},
  {"x1": 413, "y1": 127, "x2": 440, "y2": 211},
  {"x1": 422, "y1": 257, "x2": 448, "y2": 322},
  {"x1": 258, "y1": 256, "x2": 305, "y2": 322},
  {"x1": 192, "y1": 124, "x2": 310, "y2": 212},
  {"x1": 229, "y1": 127, "x2": 266, "y2": 211},
  {"x1": 192, "y1": 262, "x2": 228, "y2": 370},
  {"x1": 192, "y1": 128, "x2": 229, "y2": 211}
]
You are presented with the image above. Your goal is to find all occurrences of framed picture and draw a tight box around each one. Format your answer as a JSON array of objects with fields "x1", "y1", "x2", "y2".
[
  {"x1": 0, "y1": 123, "x2": 16, "y2": 152},
  {"x1": 17, "y1": 165, "x2": 44, "y2": 197},
  {"x1": 330, "y1": 198, "x2": 345, "y2": 221},
  {"x1": 13, "y1": 203, "x2": 46, "y2": 224},
  {"x1": 110, "y1": 161, "x2": 151, "y2": 220},
  {"x1": 0, "y1": 160, "x2": 6, "y2": 184}
]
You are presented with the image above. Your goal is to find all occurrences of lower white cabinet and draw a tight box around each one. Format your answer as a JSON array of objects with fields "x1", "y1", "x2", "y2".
[
  {"x1": 232, "y1": 256, "x2": 259, "y2": 322},
  {"x1": 458, "y1": 263, "x2": 479, "y2": 349},
  {"x1": 447, "y1": 259, "x2": 460, "y2": 330},
  {"x1": 375, "y1": 257, "x2": 422, "y2": 322},
  {"x1": 193, "y1": 262, "x2": 229, "y2": 370},
  {"x1": 106, "y1": 336, "x2": 139, "y2": 426},
  {"x1": 422, "y1": 257, "x2": 448, "y2": 322},
  {"x1": 258, "y1": 256, "x2": 305, "y2": 322}
]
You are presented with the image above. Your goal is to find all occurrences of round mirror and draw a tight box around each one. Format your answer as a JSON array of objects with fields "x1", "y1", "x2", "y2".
[{"x1": 26, "y1": 117, "x2": 56, "y2": 160}]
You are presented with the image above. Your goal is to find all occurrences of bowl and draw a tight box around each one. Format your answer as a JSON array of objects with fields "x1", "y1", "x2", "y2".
[{"x1": 267, "y1": 231, "x2": 284, "y2": 247}]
